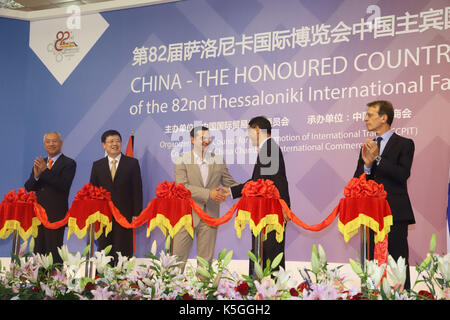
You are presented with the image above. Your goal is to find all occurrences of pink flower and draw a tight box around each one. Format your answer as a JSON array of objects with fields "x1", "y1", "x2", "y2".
[{"x1": 91, "y1": 286, "x2": 114, "y2": 300}]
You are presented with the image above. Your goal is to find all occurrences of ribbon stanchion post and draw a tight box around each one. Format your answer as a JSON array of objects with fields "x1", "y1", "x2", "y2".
[
  {"x1": 85, "y1": 223, "x2": 96, "y2": 278},
  {"x1": 336, "y1": 174, "x2": 393, "y2": 288},
  {"x1": 192, "y1": 179, "x2": 286, "y2": 276},
  {"x1": 34, "y1": 184, "x2": 117, "y2": 278},
  {"x1": 128, "y1": 181, "x2": 195, "y2": 250},
  {"x1": 361, "y1": 225, "x2": 370, "y2": 274},
  {"x1": 254, "y1": 233, "x2": 264, "y2": 275},
  {"x1": 62, "y1": 185, "x2": 115, "y2": 278},
  {"x1": 0, "y1": 189, "x2": 42, "y2": 265}
]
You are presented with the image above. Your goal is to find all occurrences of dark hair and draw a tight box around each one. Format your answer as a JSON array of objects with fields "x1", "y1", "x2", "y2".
[
  {"x1": 248, "y1": 116, "x2": 271, "y2": 135},
  {"x1": 190, "y1": 126, "x2": 209, "y2": 138},
  {"x1": 367, "y1": 100, "x2": 394, "y2": 126},
  {"x1": 101, "y1": 129, "x2": 122, "y2": 143}
]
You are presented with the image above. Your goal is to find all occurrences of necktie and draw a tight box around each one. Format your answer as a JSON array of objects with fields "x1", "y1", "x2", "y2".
[
  {"x1": 376, "y1": 136, "x2": 383, "y2": 153},
  {"x1": 47, "y1": 159, "x2": 53, "y2": 170},
  {"x1": 111, "y1": 159, "x2": 117, "y2": 181}
]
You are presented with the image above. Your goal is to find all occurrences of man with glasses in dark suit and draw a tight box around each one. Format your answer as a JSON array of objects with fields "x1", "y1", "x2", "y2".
[{"x1": 354, "y1": 100, "x2": 415, "y2": 290}]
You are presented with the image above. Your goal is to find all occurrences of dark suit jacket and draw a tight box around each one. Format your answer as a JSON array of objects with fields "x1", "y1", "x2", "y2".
[
  {"x1": 231, "y1": 137, "x2": 291, "y2": 207},
  {"x1": 354, "y1": 133, "x2": 415, "y2": 224},
  {"x1": 24, "y1": 153, "x2": 76, "y2": 222},
  {"x1": 89, "y1": 153, "x2": 143, "y2": 259},
  {"x1": 89, "y1": 154, "x2": 143, "y2": 222}
]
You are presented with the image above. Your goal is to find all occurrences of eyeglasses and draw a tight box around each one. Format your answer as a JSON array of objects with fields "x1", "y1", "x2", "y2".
[
  {"x1": 105, "y1": 139, "x2": 122, "y2": 144},
  {"x1": 365, "y1": 112, "x2": 378, "y2": 119}
]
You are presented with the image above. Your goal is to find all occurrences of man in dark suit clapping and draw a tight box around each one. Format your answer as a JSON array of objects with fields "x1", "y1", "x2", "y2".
[
  {"x1": 89, "y1": 130, "x2": 143, "y2": 265},
  {"x1": 25, "y1": 132, "x2": 76, "y2": 264},
  {"x1": 354, "y1": 100, "x2": 415, "y2": 290}
]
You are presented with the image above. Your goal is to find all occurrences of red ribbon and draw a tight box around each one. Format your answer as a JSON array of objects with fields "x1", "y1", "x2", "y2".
[{"x1": 2, "y1": 173, "x2": 393, "y2": 257}]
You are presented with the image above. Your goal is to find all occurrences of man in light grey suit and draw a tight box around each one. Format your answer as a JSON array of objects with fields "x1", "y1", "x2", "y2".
[{"x1": 173, "y1": 126, "x2": 237, "y2": 271}]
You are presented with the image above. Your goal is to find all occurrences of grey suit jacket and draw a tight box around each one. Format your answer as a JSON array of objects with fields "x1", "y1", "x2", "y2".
[{"x1": 174, "y1": 151, "x2": 237, "y2": 227}]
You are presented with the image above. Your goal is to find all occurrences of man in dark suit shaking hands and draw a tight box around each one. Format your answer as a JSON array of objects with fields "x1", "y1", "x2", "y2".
[
  {"x1": 354, "y1": 100, "x2": 415, "y2": 290},
  {"x1": 90, "y1": 130, "x2": 143, "y2": 264},
  {"x1": 25, "y1": 132, "x2": 76, "y2": 264},
  {"x1": 228, "y1": 116, "x2": 291, "y2": 275}
]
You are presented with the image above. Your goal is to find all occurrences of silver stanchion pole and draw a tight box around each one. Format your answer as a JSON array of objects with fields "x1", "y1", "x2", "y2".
[
  {"x1": 360, "y1": 225, "x2": 370, "y2": 291},
  {"x1": 360, "y1": 225, "x2": 371, "y2": 272},
  {"x1": 251, "y1": 232, "x2": 264, "y2": 277},
  {"x1": 11, "y1": 230, "x2": 20, "y2": 257},
  {"x1": 84, "y1": 223, "x2": 96, "y2": 278},
  {"x1": 10, "y1": 230, "x2": 21, "y2": 276}
]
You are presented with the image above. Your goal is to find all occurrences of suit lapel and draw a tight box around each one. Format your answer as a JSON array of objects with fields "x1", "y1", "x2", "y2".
[
  {"x1": 100, "y1": 156, "x2": 113, "y2": 183},
  {"x1": 381, "y1": 133, "x2": 398, "y2": 157},
  {"x1": 47, "y1": 154, "x2": 64, "y2": 171},
  {"x1": 113, "y1": 153, "x2": 125, "y2": 183}
]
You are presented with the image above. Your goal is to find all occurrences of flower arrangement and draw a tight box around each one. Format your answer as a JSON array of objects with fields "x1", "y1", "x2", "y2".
[{"x1": 0, "y1": 234, "x2": 448, "y2": 300}]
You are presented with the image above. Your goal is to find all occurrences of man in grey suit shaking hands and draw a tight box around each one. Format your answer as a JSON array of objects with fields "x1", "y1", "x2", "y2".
[{"x1": 173, "y1": 126, "x2": 237, "y2": 271}]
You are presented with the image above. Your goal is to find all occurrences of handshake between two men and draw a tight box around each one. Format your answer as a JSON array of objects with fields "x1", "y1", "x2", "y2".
[
  {"x1": 208, "y1": 185, "x2": 290, "y2": 222},
  {"x1": 209, "y1": 186, "x2": 230, "y2": 203}
]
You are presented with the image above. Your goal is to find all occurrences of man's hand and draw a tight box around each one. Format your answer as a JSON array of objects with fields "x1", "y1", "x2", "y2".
[
  {"x1": 209, "y1": 186, "x2": 230, "y2": 203},
  {"x1": 361, "y1": 139, "x2": 379, "y2": 168},
  {"x1": 33, "y1": 157, "x2": 47, "y2": 178}
]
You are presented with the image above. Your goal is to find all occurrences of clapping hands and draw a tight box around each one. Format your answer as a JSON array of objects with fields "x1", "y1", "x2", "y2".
[
  {"x1": 361, "y1": 139, "x2": 379, "y2": 168},
  {"x1": 209, "y1": 186, "x2": 231, "y2": 203},
  {"x1": 33, "y1": 156, "x2": 47, "y2": 178}
]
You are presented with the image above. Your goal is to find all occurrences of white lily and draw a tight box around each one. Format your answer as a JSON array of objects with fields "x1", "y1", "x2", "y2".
[
  {"x1": 58, "y1": 245, "x2": 83, "y2": 269},
  {"x1": 381, "y1": 277, "x2": 392, "y2": 298},
  {"x1": 273, "y1": 266, "x2": 297, "y2": 290},
  {"x1": 114, "y1": 252, "x2": 136, "y2": 273},
  {"x1": 437, "y1": 253, "x2": 450, "y2": 281},
  {"x1": 57, "y1": 245, "x2": 70, "y2": 262},
  {"x1": 387, "y1": 255, "x2": 406, "y2": 290},
  {"x1": 34, "y1": 252, "x2": 53, "y2": 269},
  {"x1": 366, "y1": 260, "x2": 386, "y2": 289},
  {"x1": 92, "y1": 250, "x2": 113, "y2": 274}
]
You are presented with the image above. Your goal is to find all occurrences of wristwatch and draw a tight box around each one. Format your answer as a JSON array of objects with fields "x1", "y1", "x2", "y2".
[{"x1": 375, "y1": 155, "x2": 382, "y2": 162}]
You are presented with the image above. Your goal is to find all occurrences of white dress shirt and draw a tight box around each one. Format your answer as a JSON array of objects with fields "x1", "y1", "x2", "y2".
[
  {"x1": 108, "y1": 153, "x2": 121, "y2": 170},
  {"x1": 193, "y1": 151, "x2": 209, "y2": 187}
]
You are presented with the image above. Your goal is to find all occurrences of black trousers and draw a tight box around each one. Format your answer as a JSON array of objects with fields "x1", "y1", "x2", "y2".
[
  {"x1": 369, "y1": 222, "x2": 411, "y2": 290},
  {"x1": 34, "y1": 225, "x2": 65, "y2": 265},
  {"x1": 97, "y1": 219, "x2": 133, "y2": 266},
  {"x1": 249, "y1": 229, "x2": 285, "y2": 277}
]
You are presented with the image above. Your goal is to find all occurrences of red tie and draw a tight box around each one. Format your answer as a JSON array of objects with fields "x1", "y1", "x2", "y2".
[{"x1": 47, "y1": 159, "x2": 53, "y2": 170}]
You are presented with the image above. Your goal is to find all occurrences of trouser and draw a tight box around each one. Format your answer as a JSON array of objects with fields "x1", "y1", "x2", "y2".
[
  {"x1": 34, "y1": 224, "x2": 65, "y2": 265},
  {"x1": 172, "y1": 219, "x2": 218, "y2": 272}
]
